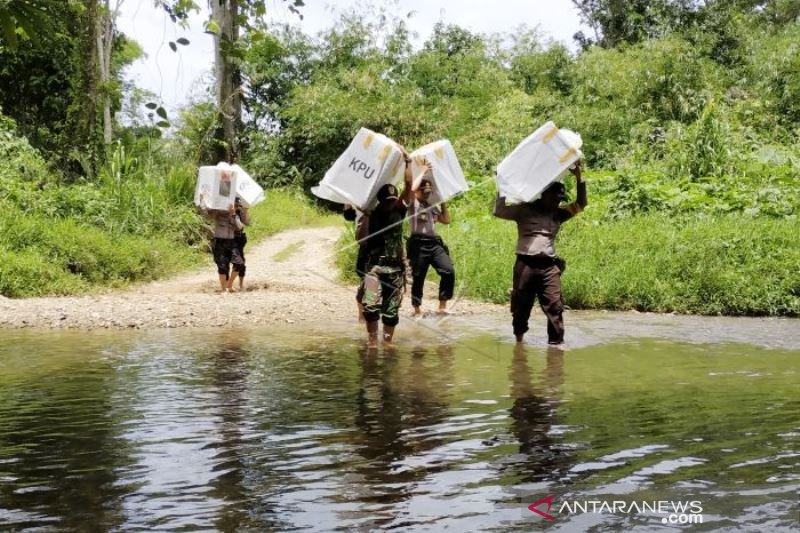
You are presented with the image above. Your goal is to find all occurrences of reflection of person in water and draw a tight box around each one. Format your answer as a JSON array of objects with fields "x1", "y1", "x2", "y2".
[
  {"x1": 351, "y1": 344, "x2": 454, "y2": 521},
  {"x1": 205, "y1": 335, "x2": 270, "y2": 530},
  {"x1": 508, "y1": 344, "x2": 572, "y2": 482}
]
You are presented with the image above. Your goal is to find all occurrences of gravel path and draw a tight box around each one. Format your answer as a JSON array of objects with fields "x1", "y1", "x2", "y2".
[{"x1": 0, "y1": 226, "x2": 506, "y2": 330}]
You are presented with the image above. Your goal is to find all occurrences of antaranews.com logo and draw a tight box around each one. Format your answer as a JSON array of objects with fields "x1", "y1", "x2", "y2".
[{"x1": 528, "y1": 494, "x2": 704, "y2": 525}]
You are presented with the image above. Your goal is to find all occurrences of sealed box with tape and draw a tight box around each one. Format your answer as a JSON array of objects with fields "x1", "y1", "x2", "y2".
[
  {"x1": 313, "y1": 128, "x2": 405, "y2": 211},
  {"x1": 496, "y1": 122, "x2": 583, "y2": 203},
  {"x1": 409, "y1": 140, "x2": 469, "y2": 204},
  {"x1": 194, "y1": 166, "x2": 239, "y2": 211}
]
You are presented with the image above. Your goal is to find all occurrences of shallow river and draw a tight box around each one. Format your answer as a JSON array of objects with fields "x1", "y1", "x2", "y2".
[{"x1": 0, "y1": 313, "x2": 797, "y2": 531}]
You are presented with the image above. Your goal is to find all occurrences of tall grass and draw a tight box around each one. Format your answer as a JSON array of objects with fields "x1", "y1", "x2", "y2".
[
  {"x1": 333, "y1": 188, "x2": 800, "y2": 317},
  {"x1": 0, "y1": 132, "x2": 337, "y2": 298},
  {"x1": 444, "y1": 200, "x2": 800, "y2": 316},
  {"x1": 0, "y1": 201, "x2": 197, "y2": 297}
]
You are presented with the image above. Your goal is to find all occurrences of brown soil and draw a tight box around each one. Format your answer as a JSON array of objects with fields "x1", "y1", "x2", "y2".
[{"x1": 0, "y1": 226, "x2": 506, "y2": 330}]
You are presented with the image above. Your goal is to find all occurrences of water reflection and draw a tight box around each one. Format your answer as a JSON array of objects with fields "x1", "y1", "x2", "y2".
[
  {"x1": 508, "y1": 345, "x2": 572, "y2": 483},
  {"x1": 0, "y1": 327, "x2": 797, "y2": 531},
  {"x1": 0, "y1": 347, "x2": 132, "y2": 530},
  {"x1": 351, "y1": 344, "x2": 454, "y2": 516},
  {"x1": 205, "y1": 335, "x2": 254, "y2": 531}
]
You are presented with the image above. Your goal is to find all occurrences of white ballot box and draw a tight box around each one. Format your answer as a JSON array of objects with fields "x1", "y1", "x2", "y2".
[
  {"x1": 496, "y1": 122, "x2": 583, "y2": 203},
  {"x1": 311, "y1": 183, "x2": 349, "y2": 204},
  {"x1": 315, "y1": 128, "x2": 405, "y2": 211},
  {"x1": 231, "y1": 164, "x2": 265, "y2": 207},
  {"x1": 409, "y1": 140, "x2": 469, "y2": 204},
  {"x1": 194, "y1": 166, "x2": 238, "y2": 211}
]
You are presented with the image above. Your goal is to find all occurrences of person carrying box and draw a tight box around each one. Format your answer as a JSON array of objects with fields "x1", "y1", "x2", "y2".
[
  {"x1": 407, "y1": 161, "x2": 455, "y2": 316},
  {"x1": 198, "y1": 170, "x2": 248, "y2": 293},
  {"x1": 360, "y1": 147, "x2": 419, "y2": 346},
  {"x1": 493, "y1": 162, "x2": 587, "y2": 345}
]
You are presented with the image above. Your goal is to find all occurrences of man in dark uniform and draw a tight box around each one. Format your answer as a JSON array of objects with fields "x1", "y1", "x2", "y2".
[
  {"x1": 493, "y1": 162, "x2": 587, "y2": 345},
  {"x1": 361, "y1": 150, "x2": 414, "y2": 346},
  {"x1": 407, "y1": 167, "x2": 455, "y2": 316}
]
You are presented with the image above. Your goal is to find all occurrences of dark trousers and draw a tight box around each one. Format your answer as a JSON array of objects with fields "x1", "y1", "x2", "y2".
[
  {"x1": 407, "y1": 235, "x2": 455, "y2": 307},
  {"x1": 511, "y1": 255, "x2": 564, "y2": 343},
  {"x1": 233, "y1": 232, "x2": 247, "y2": 277},
  {"x1": 213, "y1": 238, "x2": 235, "y2": 276}
]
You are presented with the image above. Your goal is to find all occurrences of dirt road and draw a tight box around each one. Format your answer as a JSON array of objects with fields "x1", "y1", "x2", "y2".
[{"x1": 0, "y1": 226, "x2": 505, "y2": 330}]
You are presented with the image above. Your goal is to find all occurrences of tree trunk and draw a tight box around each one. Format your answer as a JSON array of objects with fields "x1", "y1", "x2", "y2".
[
  {"x1": 96, "y1": 7, "x2": 110, "y2": 146},
  {"x1": 211, "y1": 0, "x2": 241, "y2": 163},
  {"x1": 80, "y1": 0, "x2": 100, "y2": 176}
]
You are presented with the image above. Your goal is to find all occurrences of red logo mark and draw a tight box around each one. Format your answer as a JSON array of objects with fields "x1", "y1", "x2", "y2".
[{"x1": 528, "y1": 494, "x2": 556, "y2": 520}]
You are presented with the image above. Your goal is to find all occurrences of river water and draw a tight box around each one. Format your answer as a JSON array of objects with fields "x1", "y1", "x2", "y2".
[{"x1": 0, "y1": 313, "x2": 797, "y2": 531}]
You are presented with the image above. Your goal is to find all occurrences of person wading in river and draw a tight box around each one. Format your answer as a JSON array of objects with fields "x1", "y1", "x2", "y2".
[
  {"x1": 493, "y1": 162, "x2": 587, "y2": 345},
  {"x1": 407, "y1": 164, "x2": 455, "y2": 316},
  {"x1": 360, "y1": 148, "x2": 416, "y2": 346}
]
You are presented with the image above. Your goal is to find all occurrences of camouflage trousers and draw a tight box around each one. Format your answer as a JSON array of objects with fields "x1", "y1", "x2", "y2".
[{"x1": 361, "y1": 264, "x2": 405, "y2": 326}]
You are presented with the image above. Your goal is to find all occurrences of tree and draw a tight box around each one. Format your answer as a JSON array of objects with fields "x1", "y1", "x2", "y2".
[
  {"x1": 571, "y1": 0, "x2": 702, "y2": 48},
  {"x1": 97, "y1": 1, "x2": 125, "y2": 147},
  {"x1": 0, "y1": 1, "x2": 98, "y2": 176},
  {"x1": 571, "y1": 0, "x2": 798, "y2": 49},
  {"x1": 156, "y1": 0, "x2": 305, "y2": 163},
  {"x1": 0, "y1": 0, "x2": 59, "y2": 49},
  {"x1": 210, "y1": 0, "x2": 241, "y2": 162},
  {"x1": 0, "y1": 0, "x2": 142, "y2": 177}
]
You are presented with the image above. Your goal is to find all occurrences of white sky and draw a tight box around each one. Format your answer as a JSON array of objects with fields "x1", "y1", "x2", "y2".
[{"x1": 117, "y1": 0, "x2": 588, "y2": 113}]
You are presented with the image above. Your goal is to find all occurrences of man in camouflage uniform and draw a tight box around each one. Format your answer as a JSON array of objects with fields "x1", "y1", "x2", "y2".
[{"x1": 361, "y1": 149, "x2": 414, "y2": 345}]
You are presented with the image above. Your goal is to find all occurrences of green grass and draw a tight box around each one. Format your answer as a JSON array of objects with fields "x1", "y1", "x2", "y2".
[
  {"x1": 0, "y1": 188, "x2": 335, "y2": 298},
  {"x1": 272, "y1": 241, "x2": 305, "y2": 263},
  {"x1": 0, "y1": 202, "x2": 198, "y2": 297},
  {"x1": 445, "y1": 201, "x2": 800, "y2": 316},
  {"x1": 335, "y1": 198, "x2": 800, "y2": 317},
  {"x1": 245, "y1": 189, "x2": 336, "y2": 242}
]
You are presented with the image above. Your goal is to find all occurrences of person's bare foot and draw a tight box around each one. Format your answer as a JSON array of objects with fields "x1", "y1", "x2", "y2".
[
  {"x1": 412, "y1": 306, "x2": 422, "y2": 317},
  {"x1": 226, "y1": 286, "x2": 237, "y2": 293},
  {"x1": 515, "y1": 334, "x2": 524, "y2": 343}
]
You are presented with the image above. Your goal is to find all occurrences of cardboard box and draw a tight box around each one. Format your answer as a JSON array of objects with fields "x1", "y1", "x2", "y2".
[
  {"x1": 231, "y1": 164, "x2": 265, "y2": 207},
  {"x1": 314, "y1": 128, "x2": 405, "y2": 211},
  {"x1": 409, "y1": 140, "x2": 469, "y2": 204},
  {"x1": 194, "y1": 166, "x2": 238, "y2": 211},
  {"x1": 311, "y1": 183, "x2": 348, "y2": 204},
  {"x1": 496, "y1": 122, "x2": 583, "y2": 203}
]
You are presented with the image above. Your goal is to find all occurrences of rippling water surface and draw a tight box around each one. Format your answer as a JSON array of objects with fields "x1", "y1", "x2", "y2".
[{"x1": 0, "y1": 315, "x2": 797, "y2": 531}]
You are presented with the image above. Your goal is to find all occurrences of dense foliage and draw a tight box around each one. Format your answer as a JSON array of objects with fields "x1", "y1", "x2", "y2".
[
  {"x1": 283, "y1": 3, "x2": 797, "y2": 316},
  {"x1": 0, "y1": 113, "x2": 330, "y2": 297},
  {"x1": 243, "y1": 4, "x2": 798, "y2": 221},
  {"x1": 0, "y1": 1, "x2": 797, "y2": 313}
]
